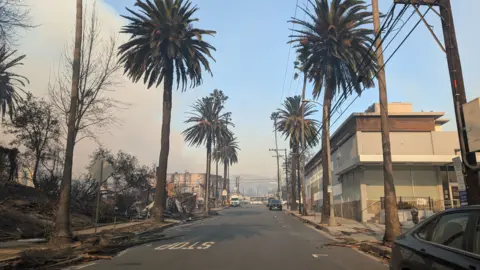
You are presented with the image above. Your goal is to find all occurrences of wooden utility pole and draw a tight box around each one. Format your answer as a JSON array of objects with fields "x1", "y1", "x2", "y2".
[
  {"x1": 270, "y1": 112, "x2": 282, "y2": 199},
  {"x1": 393, "y1": 0, "x2": 480, "y2": 204},
  {"x1": 372, "y1": 0, "x2": 401, "y2": 242}
]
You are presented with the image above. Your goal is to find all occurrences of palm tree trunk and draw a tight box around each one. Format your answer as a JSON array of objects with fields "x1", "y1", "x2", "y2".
[
  {"x1": 297, "y1": 148, "x2": 301, "y2": 214},
  {"x1": 215, "y1": 160, "x2": 219, "y2": 206},
  {"x1": 204, "y1": 139, "x2": 212, "y2": 214},
  {"x1": 290, "y1": 147, "x2": 298, "y2": 211},
  {"x1": 223, "y1": 159, "x2": 227, "y2": 205},
  {"x1": 321, "y1": 86, "x2": 335, "y2": 226},
  {"x1": 53, "y1": 0, "x2": 82, "y2": 244},
  {"x1": 152, "y1": 62, "x2": 174, "y2": 223},
  {"x1": 372, "y1": 0, "x2": 401, "y2": 242},
  {"x1": 300, "y1": 72, "x2": 307, "y2": 215}
]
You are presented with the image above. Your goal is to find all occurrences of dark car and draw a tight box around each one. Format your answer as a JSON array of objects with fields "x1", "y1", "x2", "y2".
[
  {"x1": 269, "y1": 200, "x2": 282, "y2": 211},
  {"x1": 266, "y1": 197, "x2": 275, "y2": 207},
  {"x1": 390, "y1": 206, "x2": 480, "y2": 270}
]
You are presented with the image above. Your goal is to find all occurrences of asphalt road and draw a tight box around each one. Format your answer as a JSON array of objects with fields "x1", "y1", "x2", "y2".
[{"x1": 71, "y1": 205, "x2": 387, "y2": 270}]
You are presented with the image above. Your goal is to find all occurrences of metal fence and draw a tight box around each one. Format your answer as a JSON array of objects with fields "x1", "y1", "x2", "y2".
[{"x1": 380, "y1": 196, "x2": 434, "y2": 210}]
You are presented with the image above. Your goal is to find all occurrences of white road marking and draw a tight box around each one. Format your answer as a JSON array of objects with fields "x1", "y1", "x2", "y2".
[
  {"x1": 312, "y1": 254, "x2": 328, "y2": 258},
  {"x1": 154, "y1": 241, "x2": 216, "y2": 251},
  {"x1": 74, "y1": 263, "x2": 96, "y2": 269}
]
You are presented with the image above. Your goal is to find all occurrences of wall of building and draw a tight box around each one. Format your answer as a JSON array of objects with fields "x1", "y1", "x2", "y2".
[
  {"x1": 363, "y1": 165, "x2": 441, "y2": 200},
  {"x1": 357, "y1": 131, "x2": 459, "y2": 156}
]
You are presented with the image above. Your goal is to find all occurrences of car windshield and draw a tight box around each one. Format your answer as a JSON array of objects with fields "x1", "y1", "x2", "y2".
[
  {"x1": 271, "y1": 200, "x2": 280, "y2": 204},
  {"x1": 231, "y1": 198, "x2": 239, "y2": 201}
]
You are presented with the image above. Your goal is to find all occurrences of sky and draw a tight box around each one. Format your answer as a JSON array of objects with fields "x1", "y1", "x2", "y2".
[{"x1": 8, "y1": 0, "x2": 480, "y2": 193}]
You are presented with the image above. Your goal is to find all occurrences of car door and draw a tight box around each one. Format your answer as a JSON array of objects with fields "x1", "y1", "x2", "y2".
[{"x1": 413, "y1": 210, "x2": 479, "y2": 270}]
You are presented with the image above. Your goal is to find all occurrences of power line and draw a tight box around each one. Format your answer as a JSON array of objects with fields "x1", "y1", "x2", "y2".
[
  {"x1": 317, "y1": 4, "x2": 434, "y2": 145},
  {"x1": 279, "y1": 0, "x2": 300, "y2": 103},
  {"x1": 299, "y1": 3, "x2": 429, "y2": 166}
]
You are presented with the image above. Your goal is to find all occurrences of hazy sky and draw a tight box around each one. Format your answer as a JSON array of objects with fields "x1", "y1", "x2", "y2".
[{"x1": 10, "y1": 0, "x2": 480, "y2": 190}]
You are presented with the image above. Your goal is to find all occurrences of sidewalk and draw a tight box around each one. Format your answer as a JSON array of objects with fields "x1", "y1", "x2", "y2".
[
  {"x1": 0, "y1": 219, "x2": 176, "y2": 263},
  {"x1": 284, "y1": 209, "x2": 413, "y2": 259}
]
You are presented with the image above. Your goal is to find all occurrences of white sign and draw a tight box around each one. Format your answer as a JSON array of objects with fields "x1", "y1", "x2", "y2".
[
  {"x1": 453, "y1": 157, "x2": 466, "y2": 191},
  {"x1": 154, "y1": 242, "x2": 215, "y2": 251},
  {"x1": 453, "y1": 157, "x2": 469, "y2": 206},
  {"x1": 89, "y1": 158, "x2": 114, "y2": 183},
  {"x1": 222, "y1": 189, "x2": 227, "y2": 196},
  {"x1": 327, "y1": 185, "x2": 332, "y2": 193}
]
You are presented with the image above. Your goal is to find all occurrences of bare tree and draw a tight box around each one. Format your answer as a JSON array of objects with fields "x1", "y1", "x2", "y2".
[
  {"x1": 48, "y1": 4, "x2": 126, "y2": 144},
  {"x1": 0, "y1": 0, "x2": 35, "y2": 45}
]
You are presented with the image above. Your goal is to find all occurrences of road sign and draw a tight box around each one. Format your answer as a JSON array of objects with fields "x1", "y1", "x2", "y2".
[{"x1": 453, "y1": 157, "x2": 468, "y2": 206}]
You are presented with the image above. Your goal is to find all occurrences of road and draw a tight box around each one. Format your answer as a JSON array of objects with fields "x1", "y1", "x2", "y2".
[{"x1": 73, "y1": 205, "x2": 387, "y2": 270}]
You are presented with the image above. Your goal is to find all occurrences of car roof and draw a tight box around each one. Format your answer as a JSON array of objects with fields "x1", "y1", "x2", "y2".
[{"x1": 440, "y1": 205, "x2": 480, "y2": 213}]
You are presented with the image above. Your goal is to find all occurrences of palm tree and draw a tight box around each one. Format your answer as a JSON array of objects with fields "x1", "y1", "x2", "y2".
[
  {"x1": 0, "y1": 44, "x2": 27, "y2": 121},
  {"x1": 53, "y1": 0, "x2": 83, "y2": 243},
  {"x1": 213, "y1": 135, "x2": 239, "y2": 205},
  {"x1": 290, "y1": 0, "x2": 377, "y2": 226},
  {"x1": 183, "y1": 96, "x2": 231, "y2": 214},
  {"x1": 118, "y1": 0, "x2": 216, "y2": 222},
  {"x1": 275, "y1": 95, "x2": 320, "y2": 212}
]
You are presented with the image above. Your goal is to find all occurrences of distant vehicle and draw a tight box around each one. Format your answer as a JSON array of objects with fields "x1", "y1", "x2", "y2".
[
  {"x1": 230, "y1": 195, "x2": 241, "y2": 207},
  {"x1": 266, "y1": 197, "x2": 275, "y2": 207},
  {"x1": 390, "y1": 206, "x2": 480, "y2": 270},
  {"x1": 269, "y1": 200, "x2": 282, "y2": 211}
]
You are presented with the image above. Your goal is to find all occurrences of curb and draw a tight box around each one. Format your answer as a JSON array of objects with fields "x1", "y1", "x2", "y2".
[
  {"x1": 134, "y1": 222, "x2": 177, "y2": 236},
  {"x1": 359, "y1": 242, "x2": 392, "y2": 259},
  {"x1": 284, "y1": 210, "x2": 334, "y2": 235}
]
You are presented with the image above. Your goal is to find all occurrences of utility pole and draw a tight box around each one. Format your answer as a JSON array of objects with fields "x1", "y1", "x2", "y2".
[
  {"x1": 285, "y1": 149, "x2": 289, "y2": 205},
  {"x1": 372, "y1": 0, "x2": 401, "y2": 242},
  {"x1": 270, "y1": 147, "x2": 287, "y2": 199},
  {"x1": 393, "y1": 0, "x2": 480, "y2": 204},
  {"x1": 270, "y1": 112, "x2": 282, "y2": 199},
  {"x1": 94, "y1": 159, "x2": 104, "y2": 235}
]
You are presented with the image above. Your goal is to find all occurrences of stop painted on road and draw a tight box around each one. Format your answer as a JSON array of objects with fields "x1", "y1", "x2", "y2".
[{"x1": 155, "y1": 242, "x2": 215, "y2": 251}]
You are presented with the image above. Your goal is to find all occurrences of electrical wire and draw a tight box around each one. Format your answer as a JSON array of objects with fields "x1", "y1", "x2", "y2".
[
  {"x1": 279, "y1": 0, "x2": 300, "y2": 103},
  {"x1": 317, "y1": 4, "x2": 434, "y2": 148}
]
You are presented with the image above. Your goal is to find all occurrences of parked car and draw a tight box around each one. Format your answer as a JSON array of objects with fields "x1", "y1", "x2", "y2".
[
  {"x1": 269, "y1": 200, "x2": 282, "y2": 211},
  {"x1": 390, "y1": 206, "x2": 480, "y2": 270}
]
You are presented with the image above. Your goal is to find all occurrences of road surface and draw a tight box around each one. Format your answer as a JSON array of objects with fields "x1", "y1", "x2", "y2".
[{"x1": 73, "y1": 205, "x2": 387, "y2": 270}]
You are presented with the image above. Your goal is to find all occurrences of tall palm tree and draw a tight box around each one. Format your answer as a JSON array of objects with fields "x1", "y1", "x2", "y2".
[
  {"x1": 275, "y1": 95, "x2": 320, "y2": 211},
  {"x1": 290, "y1": 0, "x2": 377, "y2": 226},
  {"x1": 213, "y1": 135, "x2": 239, "y2": 205},
  {"x1": 118, "y1": 0, "x2": 216, "y2": 222},
  {"x1": 183, "y1": 96, "x2": 231, "y2": 214},
  {"x1": 0, "y1": 44, "x2": 27, "y2": 121},
  {"x1": 53, "y1": 0, "x2": 83, "y2": 243}
]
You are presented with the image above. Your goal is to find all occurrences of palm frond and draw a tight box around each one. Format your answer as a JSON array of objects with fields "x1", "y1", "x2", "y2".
[
  {"x1": 0, "y1": 45, "x2": 28, "y2": 120},
  {"x1": 275, "y1": 95, "x2": 320, "y2": 149},
  {"x1": 118, "y1": 0, "x2": 216, "y2": 91}
]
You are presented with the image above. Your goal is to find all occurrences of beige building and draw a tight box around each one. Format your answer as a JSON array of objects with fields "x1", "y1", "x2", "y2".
[
  {"x1": 305, "y1": 102, "x2": 463, "y2": 222},
  {"x1": 167, "y1": 172, "x2": 225, "y2": 201}
]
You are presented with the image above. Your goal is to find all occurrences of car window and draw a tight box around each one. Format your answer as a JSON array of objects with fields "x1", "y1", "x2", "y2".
[
  {"x1": 430, "y1": 212, "x2": 469, "y2": 251},
  {"x1": 416, "y1": 218, "x2": 436, "y2": 240}
]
